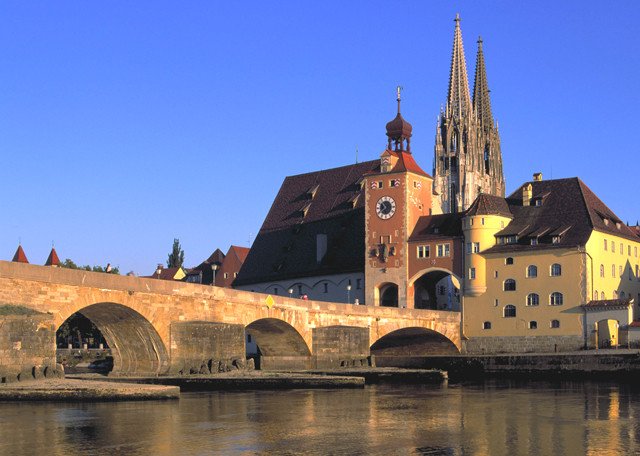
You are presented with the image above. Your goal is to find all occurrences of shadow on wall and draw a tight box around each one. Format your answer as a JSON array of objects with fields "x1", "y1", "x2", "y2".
[
  {"x1": 371, "y1": 327, "x2": 460, "y2": 358},
  {"x1": 57, "y1": 302, "x2": 169, "y2": 377}
]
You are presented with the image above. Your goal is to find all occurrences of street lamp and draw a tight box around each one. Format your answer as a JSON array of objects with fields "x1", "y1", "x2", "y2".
[
  {"x1": 156, "y1": 264, "x2": 162, "y2": 280},
  {"x1": 347, "y1": 284, "x2": 352, "y2": 304},
  {"x1": 288, "y1": 288, "x2": 293, "y2": 298},
  {"x1": 211, "y1": 264, "x2": 218, "y2": 286}
]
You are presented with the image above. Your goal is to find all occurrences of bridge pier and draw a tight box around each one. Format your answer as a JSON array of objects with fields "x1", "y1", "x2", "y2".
[
  {"x1": 169, "y1": 321, "x2": 245, "y2": 374},
  {"x1": 312, "y1": 326, "x2": 370, "y2": 369}
]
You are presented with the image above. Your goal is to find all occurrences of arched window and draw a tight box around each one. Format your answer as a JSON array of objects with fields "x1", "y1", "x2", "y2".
[
  {"x1": 527, "y1": 265, "x2": 538, "y2": 278},
  {"x1": 594, "y1": 290, "x2": 598, "y2": 300},
  {"x1": 550, "y1": 292, "x2": 563, "y2": 306},
  {"x1": 550, "y1": 263, "x2": 562, "y2": 277},
  {"x1": 527, "y1": 293, "x2": 539, "y2": 306},
  {"x1": 504, "y1": 305, "x2": 516, "y2": 318},
  {"x1": 505, "y1": 257, "x2": 514, "y2": 265},
  {"x1": 601, "y1": 291, "x2": 605, "y2": 300},
  {"x1": 504, "y1": 279, "x2": 516, "y2": 291},
  {"x1": 551, "y1": 319, "x2": 560, "y2": 328},
  {"x1": 483, "y1": 321, "x2": 492, "y2": 330},
  {"x1": 600, "y1": 264, "x2": 605, "y2": 278}
]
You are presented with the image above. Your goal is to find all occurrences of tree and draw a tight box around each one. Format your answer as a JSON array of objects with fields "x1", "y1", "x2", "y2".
[
  {"x1": 60, "y1": 258, "x2": 120, "y2": 275},
  {"x1": 167, "y1": 238, "x2": 185, "y2": 268}
]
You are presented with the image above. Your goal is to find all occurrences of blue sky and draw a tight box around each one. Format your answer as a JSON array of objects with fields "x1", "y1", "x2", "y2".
[{"x1": 2, "y1": 1, "x2": 639, "y2": 274}]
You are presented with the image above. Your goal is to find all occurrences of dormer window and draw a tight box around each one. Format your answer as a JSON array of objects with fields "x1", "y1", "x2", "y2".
[
  {"x1": 300, "y1": 202, "x2": 312, "y2": 217},
  {"x1": 307, "y1": 184, "x2": 320, "y2": 199},
  {"x1": 552, "y1": 236, "x2": 561, "y2": 244},
  {"x1": 530, "y1": 238, "x2": 538, "y2": 246},
  {"x1": 534, "y1": 199, "x2": 542, "y2": 207}
]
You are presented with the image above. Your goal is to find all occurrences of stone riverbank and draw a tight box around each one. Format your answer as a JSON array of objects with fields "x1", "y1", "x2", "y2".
[{"x1": 0, "y1": 378, "x2": 179, "y2": 402}]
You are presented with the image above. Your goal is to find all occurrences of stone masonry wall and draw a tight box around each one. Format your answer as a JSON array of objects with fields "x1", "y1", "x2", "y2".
[
  {"x1": 169, "y1": 322, "x2": 246, "y2": 375},
  {"x1": 312, "y1": 326, "x2": 370, "y2": 368},
  {"x1": 463, "y1": 335, "x2": 584, "y2": 354},
  {"x1": 0, "y1": 311, "x2": 63, "y2": 382}
]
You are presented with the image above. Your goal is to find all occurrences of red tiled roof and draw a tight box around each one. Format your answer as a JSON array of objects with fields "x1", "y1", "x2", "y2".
[
  {"x1": 229, "y1": 245, "x2": 250, "y2": 263},
  {"x1": 482, "y1": 177, "x2": 637, "y2": 254},
  {"x1": 465, "y1": 193, "x2": 512, "y2": 217},
  {"x1": 388, "y1": 151, "x2": 431, "y2": 178},
  {"x1": 147, "y1": 266, "x2": 183, "y2": 281},
  {"x1": 582, "y1": 298, "x2": 633, "y2": 309},
  {"x1": 45, "y1": 248, "x2": 60, "y2": 266},
  {"x1": 12, "y1": 245, "x2": 29, "y2": 264},
  {"x1": 628, "y1": 321, "x2": 640, "y2": 328}
]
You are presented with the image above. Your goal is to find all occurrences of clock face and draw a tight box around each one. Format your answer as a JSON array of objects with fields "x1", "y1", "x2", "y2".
[{"x1": 376, "y1": 196, "x2": 396, "y2": 220}]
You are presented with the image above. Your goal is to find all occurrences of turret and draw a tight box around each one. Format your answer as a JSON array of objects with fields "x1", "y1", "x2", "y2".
[{"x1": 462, "y1": 194, "x2": 512, "y2": 297}]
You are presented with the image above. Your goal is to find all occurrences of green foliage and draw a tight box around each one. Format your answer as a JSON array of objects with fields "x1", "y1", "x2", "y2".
[
  {"x1": 56, "y1": 312, "x2": 107, "y2": 348},
  {"x1": 60, "y1": 258, "x2": 120, "y2": 275},
  {"x1": 167, "y1": 238, "x2": 185, "y2": 268},
  {"x1": 0, "y1": 304, "x2": 44, "y2": 316}
]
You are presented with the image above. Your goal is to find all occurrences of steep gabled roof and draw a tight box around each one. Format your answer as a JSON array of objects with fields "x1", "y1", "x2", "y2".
[
  {"x1": 260, "y1": 160, "x2": 379, "y2": 232},
  {"x1": 483, "y1": 177, "x2": 637, "y2": 254},
  {"x1": 235, "y1": 161, "x2": 380, "y2": 286},
  {"x1": 228, "y1": 245, "x2": 250, "y2": 263},
  {"x1": 409, "y1": 213, "x2": 464, "y2": 241},
  {"x1": 12, "y1": 245, "x2": 29, "y2": 263}
]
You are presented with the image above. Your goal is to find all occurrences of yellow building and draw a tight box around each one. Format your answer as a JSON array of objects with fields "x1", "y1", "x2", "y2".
[{"x1": 462, "y1": 174, "x2": 640, "y2": 353}]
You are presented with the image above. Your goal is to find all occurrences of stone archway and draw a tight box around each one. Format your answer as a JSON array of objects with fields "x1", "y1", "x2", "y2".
[
  {"x1": 409, "y1": 268, "x2": 461, "y2": 311},
  {"x1": 56, "y1": 302, "x2": 169, "y2": 376},
  {"x1": 371, "y1": 327, "x2": 460, "y2": 364},
  {"x1": 378, "y1": 283, "x2": 399, "y2": 307},
  {"x1": 246, "y1": 318, "x2": 311, "y2": 370}
]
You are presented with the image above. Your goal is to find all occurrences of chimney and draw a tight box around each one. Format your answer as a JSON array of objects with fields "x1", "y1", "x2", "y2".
[
  {"x1": 533, "y1": 172, "x2": 542, "y2": 182},
  {"x1": 522, "y1": 183, "x2": 533, "y2": 206}
]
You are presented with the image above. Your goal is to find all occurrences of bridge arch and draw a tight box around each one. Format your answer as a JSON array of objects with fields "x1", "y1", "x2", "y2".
[
  {"x1": 56, "y1": 302, "x2": 169, "y2": 376},
  {"x1": 245, "y1": 318, "x2": 311, "y2": 369},
  {"x1": 409, "y1": 267, "x2": 461, "y2": 311},
  {"x1": 370, "y1": 327, "x2": 460, "y2": 359}
]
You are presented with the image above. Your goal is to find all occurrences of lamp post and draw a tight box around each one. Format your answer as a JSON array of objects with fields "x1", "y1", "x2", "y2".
[
  {"x1": 347, "y1": 284, "x2": 352, "y2": 304},
  {"x1": 288, "y1": 288, "x2": 293, "y2": 299},
  {"x1": 156, "y1": 265, "x2": 162, "y2": 280},
  {"x1": 211, "y1": 264, "x2": 218, "y2": 286}
]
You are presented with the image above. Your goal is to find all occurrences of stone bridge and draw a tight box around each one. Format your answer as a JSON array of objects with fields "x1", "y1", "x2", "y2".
[{"x1": 0, "y1": 261, "x2": 460, "y2": 376}]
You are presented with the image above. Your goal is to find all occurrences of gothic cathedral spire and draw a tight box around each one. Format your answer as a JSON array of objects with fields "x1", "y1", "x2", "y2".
[{"x1": 433, "y1": 15, "x2": 505, "y2": 214}]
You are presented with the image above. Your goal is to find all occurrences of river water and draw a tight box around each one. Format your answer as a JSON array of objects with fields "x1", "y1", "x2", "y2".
[{"x1": 1, "y1": 380, "x2": 639, "y2": 455}]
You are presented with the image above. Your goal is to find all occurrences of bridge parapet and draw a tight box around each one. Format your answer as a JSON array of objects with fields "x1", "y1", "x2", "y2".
[{"x1": 0, "y1": 261, "x2": 461, "y2": 375}]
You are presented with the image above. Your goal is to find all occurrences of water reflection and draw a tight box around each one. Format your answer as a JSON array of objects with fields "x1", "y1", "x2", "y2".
[{"x1": 0, "y1": 380, "x2": 639, "y2": 455}]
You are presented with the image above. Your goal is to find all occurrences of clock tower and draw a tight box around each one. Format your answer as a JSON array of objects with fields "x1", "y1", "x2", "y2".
[{"x1": 365, "y1": 89, "x2": 433, "y2": 307}]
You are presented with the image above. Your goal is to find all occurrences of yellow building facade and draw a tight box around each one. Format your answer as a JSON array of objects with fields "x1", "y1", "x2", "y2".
[{"x1": 462, "y1": 176, "x2": 640, "y2": 353}]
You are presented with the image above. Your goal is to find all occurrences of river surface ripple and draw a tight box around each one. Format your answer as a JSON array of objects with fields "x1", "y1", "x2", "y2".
[{"x1": 1, "y1": 379, "x2": 639, "y2": 455}]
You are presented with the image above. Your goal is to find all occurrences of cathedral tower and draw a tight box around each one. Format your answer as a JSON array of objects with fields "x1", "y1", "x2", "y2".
[{"x1": 433, "y1": 15, "x2": 505, "y2": 213}]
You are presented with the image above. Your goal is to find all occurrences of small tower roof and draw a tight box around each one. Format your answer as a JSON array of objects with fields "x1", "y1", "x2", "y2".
[
  {"x1": 446, "y1": 14, "x2": 473, "y2": 117},
  {"x1": 472, "y1": 36, "x2": 494, "y2": 128},
  {"x1": 385, "y1": 86, "x2": 413, "y2": 151},
  {"x1": 12, "y1": 245, "x2": 29, "y2": 264},
  {"x1": 45, "y1": 247, "x2": 61, "y2": 266}
]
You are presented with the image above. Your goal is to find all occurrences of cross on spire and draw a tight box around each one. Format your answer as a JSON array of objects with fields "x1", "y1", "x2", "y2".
[{"x1": 447, "y1": 13, "x2": 472, "y2": 118}]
